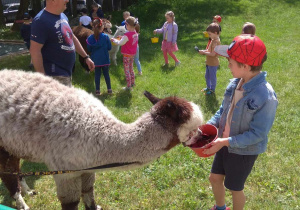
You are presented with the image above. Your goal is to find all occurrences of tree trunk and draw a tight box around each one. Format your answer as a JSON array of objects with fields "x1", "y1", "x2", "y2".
[
  {"x1": 0, "y1": 0, "x2": 4, "y2": 27},
  {"x1": 31, "y1": 0, "x2": 42, "y2": 18},
  {"x1": 11, "y1": 0, "x2": 30, "y2": 31},
  {"x1": 72, "y1": 0, "x2": 78, "y2": 17}
]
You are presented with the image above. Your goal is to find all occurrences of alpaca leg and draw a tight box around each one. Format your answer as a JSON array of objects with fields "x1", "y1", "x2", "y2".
[
  {"x1": 81, "y1": 173, "x2": 102, "y2": 210},
  {"x1": 54, "y1": 174, "x2": 82, "y2": 210},
  {"x1": 20, "y1": 177, "x2": 36, "y2": 196},
  {"x1": 0, "y1": 147, "x2": 29, "y2": 210}
]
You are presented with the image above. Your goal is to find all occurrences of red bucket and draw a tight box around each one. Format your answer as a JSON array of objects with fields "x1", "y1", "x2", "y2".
[{"x1": 188, "y1": 124, "x2": 218, "y2": 157}]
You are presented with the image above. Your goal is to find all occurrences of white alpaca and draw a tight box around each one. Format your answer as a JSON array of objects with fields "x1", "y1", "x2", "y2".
[
  {"x1": 0, "y1": 70, "x2": 204, "y2": 210},
  {"x1": 108, "y1": 25, "x2": 127, "y2": 65}
]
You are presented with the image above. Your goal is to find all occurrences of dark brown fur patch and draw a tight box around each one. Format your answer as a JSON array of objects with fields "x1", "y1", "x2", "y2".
[
  {"x1": 61, "y1": 200, "x2": 80, "y2": 210},
  {"x1": 0, "y1": 147, "x2": 21, "y2": 196}
]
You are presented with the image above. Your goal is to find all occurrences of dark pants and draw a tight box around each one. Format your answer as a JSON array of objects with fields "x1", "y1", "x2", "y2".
[{"x1": 95, "y1": 66, "x2": 111, "y2": 91}]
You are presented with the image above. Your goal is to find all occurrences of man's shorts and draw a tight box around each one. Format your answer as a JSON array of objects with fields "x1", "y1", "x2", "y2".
[{"x1": 211, "y1": 146, "x2": 258, "y2": 191}]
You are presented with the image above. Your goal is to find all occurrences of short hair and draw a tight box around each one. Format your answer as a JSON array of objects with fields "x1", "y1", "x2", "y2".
[
  {"x1": 236, "y1": 54, "x2": 267, "y2": 72},
  {"x1": 123, "y1": 11, "x2": 130, "y2": 16},
  {"x1": 165, "y1": 11, "x2": 175, "y2": 21},
  {"x1": 125, "y1": 16, "x2": 137, "y2": 27},
  {"x1": 242, "y1": 22, "x2": 256, "y2": 35},
  {"x1": 206, "y1": 23, "x2": 220, "y2": 34}
]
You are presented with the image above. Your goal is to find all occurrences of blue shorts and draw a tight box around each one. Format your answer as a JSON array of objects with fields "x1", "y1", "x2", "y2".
[{"x1": 211, "y1": 147, "x2": 258, "y2": 191}]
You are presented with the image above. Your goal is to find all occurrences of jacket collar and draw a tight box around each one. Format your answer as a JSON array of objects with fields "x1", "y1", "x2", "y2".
[{"x1": 242, "y1": 71, "x2": 267, "y2": 93}]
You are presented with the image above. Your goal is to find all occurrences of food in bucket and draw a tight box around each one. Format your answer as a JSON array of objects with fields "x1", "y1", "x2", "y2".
[{"x1": 189, "y1": 129, "x2": 215, "y2": 148}]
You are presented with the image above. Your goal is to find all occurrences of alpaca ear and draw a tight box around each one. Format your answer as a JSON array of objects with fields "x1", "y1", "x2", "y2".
[
  {"x1": 115, "y1": 25, "x2": 119, "y2": 29},
  {"x1": 144, "y1": 91, "x2": 161, "y2": 105}
]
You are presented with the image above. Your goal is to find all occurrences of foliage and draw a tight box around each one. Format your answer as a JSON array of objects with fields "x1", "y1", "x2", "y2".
[{"x1": 0, "y1": 0, "x2": 299, "y2": 209}]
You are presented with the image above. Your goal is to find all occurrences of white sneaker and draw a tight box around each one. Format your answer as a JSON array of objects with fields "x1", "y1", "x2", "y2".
[{"x1": 175, "y1": 61, "x2": 181, "y2": 66}]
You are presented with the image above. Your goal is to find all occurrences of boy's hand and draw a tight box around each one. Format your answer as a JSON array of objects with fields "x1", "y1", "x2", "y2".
[
  {"x1": 203, "y1": 138, "x2": 229, "y2": 155},
  {"x1": 194, "y1": 46, "x2": 199, "y2": 52},
  {"x1": 198, "y1": 50, "x2": 206, "y2": 55}
]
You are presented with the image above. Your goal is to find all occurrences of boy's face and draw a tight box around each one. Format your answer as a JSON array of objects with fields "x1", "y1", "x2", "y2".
[
  {"x1": 207, "y1": 31, "x2": 218, "y2": 39},
  {"x1": 123, "y1": 14, "x2": 129, "y2": 20},
  {"x1": 228, "y1": 58, "x2": 245, "y2": 78},
  {"x1": 212, "y1": 18, "x2": 219, "y2": 24}
]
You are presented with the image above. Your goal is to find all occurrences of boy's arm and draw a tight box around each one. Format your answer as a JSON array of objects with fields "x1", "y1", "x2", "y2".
[{"x1": 200, "y1": 41, "x2": 218, "y2": 56}]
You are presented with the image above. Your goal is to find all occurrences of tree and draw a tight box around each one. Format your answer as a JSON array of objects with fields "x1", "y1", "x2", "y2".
[
  {"x1": 11, "y1": 0, "x2": 30, "y2": 31},
  {"x1": 0, "y1": 0, "x2": 4, "y2": 27}
]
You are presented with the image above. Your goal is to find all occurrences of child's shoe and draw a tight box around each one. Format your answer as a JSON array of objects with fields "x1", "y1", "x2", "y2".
[
  {"x1": 122, "y1": 86, "x2": 132, "y2": 91},
  {"x1": 95, "y1": 90, "x2": 100, "y2": 95},
  {"x1": 175, "y1": 61, "x2": 181, "y2": 66},
  {"x1": 201, "y1": 88, "x2": 209, "y2": 92},
  {"x1": 205, "y1": 89, "x2": 215, "y2": 95},
  {"x1": 107, "y1": 89, "x2": 113, "y2": 95},
  {"x1": 138, "y1": 72, "x2": 142, "y2": 75},
  {"x1": 210, "y1": 205, "x2": 231, "y2": 210},
  {"x1": 162, "y1": 63, "x2": 169, "y2": 68}
]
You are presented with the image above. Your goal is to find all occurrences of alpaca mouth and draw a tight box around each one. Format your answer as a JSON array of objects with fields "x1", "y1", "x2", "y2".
[{"x1": 183, "y1": 128, "x2": 201, "y2": 146}]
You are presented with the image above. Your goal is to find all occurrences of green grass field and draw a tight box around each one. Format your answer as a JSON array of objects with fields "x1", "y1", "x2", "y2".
[{"x1": 0, "y1": 0, "x2": 299, "y2": 209}]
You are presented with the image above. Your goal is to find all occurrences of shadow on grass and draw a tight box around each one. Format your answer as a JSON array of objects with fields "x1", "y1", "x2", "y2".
[{"x1": 204, "y1": 93, "x2": 219, "y2": 115}]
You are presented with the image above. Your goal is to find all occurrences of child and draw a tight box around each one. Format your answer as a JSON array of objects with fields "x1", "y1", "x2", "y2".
[
  {"x1": 153, "y1": 11, "x2": 180, "y2": 67},
  {"x1": 242, "y1": 22, "x2": 256, "y2": 35},
  {"x1": 205, "y1": 15, "x2": 222, "y2": 51},
  {"x1": 134, "y1": 20, "x2": 142, "y2": 75},
  {"x1": 197, "y1": 23, "x2": 221, "y2": 95},
  {"x1": 111, "y1": 16, "x2": 138, "y2": 90},
  {"x1": 90, "y1": 3, "x2": 104, "y2": 19},
  {"x1": 204, "y1": 34, "x2": 278, "y2": 210},
  {"x1": 121, "y1": 11, "x2": 130, "y2": 26},
  {"x1": 87, "y1": 18, "x2": 112, "y2": 95},
  {"x1": 79, "y1": 8, "x2": 92, "y2": 29},
  {"x1": 20, "y1": 13, "x2": 33, "y2": 69}
]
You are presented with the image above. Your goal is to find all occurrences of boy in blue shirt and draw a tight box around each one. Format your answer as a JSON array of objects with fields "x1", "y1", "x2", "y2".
[{"x1": 204, "y1": 34, "x2": 278, "y2": 210}]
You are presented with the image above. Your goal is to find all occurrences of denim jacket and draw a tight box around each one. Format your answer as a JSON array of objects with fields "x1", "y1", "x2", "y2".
[{"x1": 208, "y1": 72, "x2": 278, "y2": 155}]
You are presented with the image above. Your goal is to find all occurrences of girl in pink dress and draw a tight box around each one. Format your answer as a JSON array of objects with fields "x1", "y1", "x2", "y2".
[{"x1": 154, "y1": 11, "x2": 180, "y2": 67}]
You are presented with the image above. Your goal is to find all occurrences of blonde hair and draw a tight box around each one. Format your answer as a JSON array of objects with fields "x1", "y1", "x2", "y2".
[
  {"x1": 165, "y1": 11, "x2": 175, "y2": 21},
  {"x1": 125, "y1": 16, "x2": 137, "y2": 27},
  {"x1": 242, "y1": 22, "x2": 256, "y2": 35},
  {"x1": 123, "y1": 11, "x2": 130, "y2": 17}
]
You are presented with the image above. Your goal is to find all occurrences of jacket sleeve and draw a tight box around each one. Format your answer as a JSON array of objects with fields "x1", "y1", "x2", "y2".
[
  {"x1": 172, "y1": 23, "x2": 178, "y2": 44},
  {"x1": 207, "y1": 103, "x2": 224, "y2": 128},
  {"x1": 86, "y1": 36, "x2": 93, "y2": 53},
  {"x1": 107, "y1": 35, "x2": 112, "y2": 51},
  {"x1": 155, "y1": 22, "x2": 166, "y2": 34}
]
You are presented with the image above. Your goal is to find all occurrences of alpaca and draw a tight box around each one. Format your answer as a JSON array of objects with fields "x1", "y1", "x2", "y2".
[
  {"x1": 109, "y1": 25, "x2": 127, "y2": 65},
  {"x1": 0, "y1": 70, "x2": 204, "y2": 210}
]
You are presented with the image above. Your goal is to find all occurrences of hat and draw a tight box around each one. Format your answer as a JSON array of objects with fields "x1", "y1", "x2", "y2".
[
  {"x1": 23, "y1": 12, "x2": 30, "y2": 20},
  {"x1": 214, "y1": 34, "x2": 267, "y2": 66},
  {"x1": 213, "y1": 15, "x2": 222, "y2": 23}
]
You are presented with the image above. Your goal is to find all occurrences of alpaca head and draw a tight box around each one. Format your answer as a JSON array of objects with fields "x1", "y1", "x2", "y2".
[
  {"x1": 113, "y1": 25, "x2": 127, "y2": 38},
  {"x1": 144, "y1": 91, "x2": 204, "y2": 150}
]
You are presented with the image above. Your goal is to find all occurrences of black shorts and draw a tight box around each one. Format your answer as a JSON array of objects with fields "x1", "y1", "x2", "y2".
[{"x1": 211, "y1": 147, "x2": 258, "y2": 191}]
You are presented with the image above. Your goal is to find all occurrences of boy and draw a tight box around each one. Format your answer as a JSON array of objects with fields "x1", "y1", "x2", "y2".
[
  {"x1": 121, "y1": 11, "x2": 130, "y2": 26},
  {"x1": 196, "y1": 23, "x2": 221, "y2": 95},
  {"x1": 20, "y1": 13, "x2": 33, "y2": 68},
  {"x1": 204, "y1": 34, "x2": 278, "y2": 210},
  {"x1": 213, "y1": 15, "x2": 222, "y2": 33},
  {"x1": 242, "y1": 22, "x2": 256, "y2": 35}
]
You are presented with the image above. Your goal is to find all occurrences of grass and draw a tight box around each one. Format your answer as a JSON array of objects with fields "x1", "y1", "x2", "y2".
[{"x1": 0, "y1": 0, "x2": 300, "y2": 209}]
